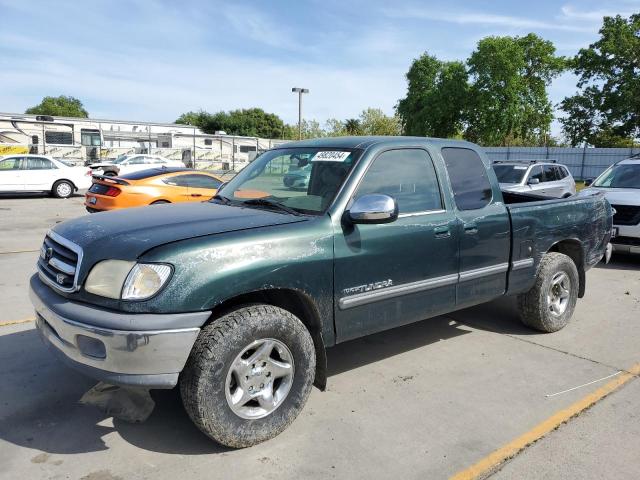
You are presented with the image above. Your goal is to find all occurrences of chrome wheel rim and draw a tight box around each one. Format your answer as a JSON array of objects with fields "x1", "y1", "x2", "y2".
[
  {"x1": 57, "y1": 182, "x2": 72, "y2": 197},
  {"x1": 225, "y1": 338, "x2": 294, "y2": 420},
  {"x1": 547, "y1": 271, "x2": 571, "y2": 316}
]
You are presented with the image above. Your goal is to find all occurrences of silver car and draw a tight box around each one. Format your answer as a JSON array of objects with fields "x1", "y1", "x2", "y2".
[{"x1": 494, "y1": 161, "x2": 576, "y2": 198}]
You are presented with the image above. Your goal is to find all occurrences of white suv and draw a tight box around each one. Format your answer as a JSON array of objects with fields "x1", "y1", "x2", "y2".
[
  {"x1": 0, "y1": 154, "x2": 92, "y2": 198},
  {"x1": 493, "y1": 161, "x2": 576, "y2": 198},
  {"x1": 89, "y1": 154, "x2": 184, "y2": 176},
  {"x1": 583, "y1": 157, "x2": 640, "y2": 255}
]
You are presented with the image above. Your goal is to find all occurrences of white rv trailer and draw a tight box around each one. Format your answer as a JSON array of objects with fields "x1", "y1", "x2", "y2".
[{"x1": 0, "y1": 112, "x2": 288, "y2": 170}]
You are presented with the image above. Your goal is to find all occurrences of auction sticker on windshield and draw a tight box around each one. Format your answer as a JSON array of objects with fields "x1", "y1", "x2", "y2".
[{"x1": 312, "y1": 151, "x2": 351, "y2": 162}]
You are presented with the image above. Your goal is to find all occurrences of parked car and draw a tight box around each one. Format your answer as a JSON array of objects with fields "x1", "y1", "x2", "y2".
[
  {"x1": 85, "y1": 168, "x2": 223, "y2": 212},
  {"x1": 283, "y1": 162, "x2": 312, "y2": 189},
  {"x1": 0, "y1": 154, "x2": 92, "y2": 198},
  {"x1": 89, "y1": 154, "x2": 184, "y2": 177},
  {"x1": 583, "y1": 156, "x2": 640, "y2": 255},
  {"x1": 30, "y1": 137, "x2": 612, "y2": 448},
  {"x1": 494, "y1": 160, "x2": 576, "y2": 198}
]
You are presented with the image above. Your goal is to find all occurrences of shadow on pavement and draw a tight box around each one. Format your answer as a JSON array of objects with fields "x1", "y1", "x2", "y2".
[
  {"x1": 0, "y1": 302, "x2": 530, "y2": 456},
  {"x1": 595, "y1": 254, "x2": 640, "y2": 271}
]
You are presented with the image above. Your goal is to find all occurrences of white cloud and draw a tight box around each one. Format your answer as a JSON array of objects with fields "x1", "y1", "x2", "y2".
[{"x1": 382, "y1": 7, "x2": 595, "y2": 32}]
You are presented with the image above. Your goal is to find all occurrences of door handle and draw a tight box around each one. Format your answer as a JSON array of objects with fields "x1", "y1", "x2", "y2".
[
  {"x1": 191, "y1": 193, "x2": 203, "y2": 197},
  {"x1": 434, "y1": 225, "x2": 451, "y2": 238},
  {"x1": 464, "y1": 222, "x2": 478, "y2": 235}
]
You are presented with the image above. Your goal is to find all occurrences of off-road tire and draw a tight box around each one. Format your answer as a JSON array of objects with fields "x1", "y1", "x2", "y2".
[
  {"x1": 52, "y1": 180, "x2": 74, "y2": 198},
  {"x1": 517, "y1": 252, "x2": 579, "y2": 332},
  {"x1": 180, "y1": 305, "x2": 315, "y2": 448}
]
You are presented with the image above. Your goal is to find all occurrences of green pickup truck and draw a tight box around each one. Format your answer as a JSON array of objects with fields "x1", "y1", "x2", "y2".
[{"x1": 30, "y1": 137, "x2": 612, "y2": 447}]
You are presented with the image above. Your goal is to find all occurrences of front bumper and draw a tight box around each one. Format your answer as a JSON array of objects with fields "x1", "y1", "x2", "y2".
[
  {"x1": 610, "y1": 224, "x2": 640, "y2": 254},
  {"x1": 29, "y1": 275, "x2": 210, "y2": 389}
]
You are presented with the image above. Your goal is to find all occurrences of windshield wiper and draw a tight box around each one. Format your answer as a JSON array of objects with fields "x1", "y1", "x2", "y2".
[
  {"x1": 212, "y1": 194, "x2": 232, "y2": 205},
  {"x1": 241, "y1": 198, "x2": 302, "y2": 216}
]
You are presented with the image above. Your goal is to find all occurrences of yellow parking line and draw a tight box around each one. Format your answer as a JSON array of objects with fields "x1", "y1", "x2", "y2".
[
  {"x1": 0, "y1": 317, "x2": 35, "y2": 327},
  {"x1": 450, "y1": 362, "x2": 640, "y2": 480}
]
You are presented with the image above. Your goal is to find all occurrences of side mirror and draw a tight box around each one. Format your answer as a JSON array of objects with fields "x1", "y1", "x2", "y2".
[
  {"x1": 346, "y1": 194, "x2": 398, "y2": 225},
  {"x1": 584, "y1": 178, "x2": 593, "y2": 186},
  {"x1": 528, "y1": 178, "x2": 540, "y2": 185}
]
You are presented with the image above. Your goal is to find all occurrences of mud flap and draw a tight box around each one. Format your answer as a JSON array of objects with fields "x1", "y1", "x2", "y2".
[{"x1": 80, "y1": 382, "x2": 155, "y2": 423}]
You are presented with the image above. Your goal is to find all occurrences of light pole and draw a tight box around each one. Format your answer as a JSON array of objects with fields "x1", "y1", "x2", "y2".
[{"x1": 291, "y1": 87, "x2": 309, "y2": 140}]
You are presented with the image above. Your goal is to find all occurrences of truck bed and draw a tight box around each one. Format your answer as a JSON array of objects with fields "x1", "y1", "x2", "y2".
[{"x1": 504, "y1": 190, "x2": 612, "y2": 297}]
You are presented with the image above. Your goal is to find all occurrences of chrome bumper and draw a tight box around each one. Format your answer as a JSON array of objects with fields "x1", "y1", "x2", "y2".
[{"x1": 29, "y1": 275, "x2": 208, "y2": 389}]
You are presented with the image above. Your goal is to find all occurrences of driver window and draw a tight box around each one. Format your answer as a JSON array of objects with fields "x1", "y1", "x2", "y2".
[
  {"x1": 354, "y1": 149, "x2": 442, "y2": 214},
  {"x1": 529, "y1": 165, "x2": 544, "y2": 183}
]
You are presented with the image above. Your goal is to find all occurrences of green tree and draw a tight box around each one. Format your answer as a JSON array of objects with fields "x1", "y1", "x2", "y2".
[
  {"x1": 175, "y1": 110, "x2": 212, "y2": 128},
  {"x1": 25, "y1": 95, "x2": 88, "y2": 117},
  {"x1": 465, "y1": 34, "x2": 565, "y2": 146},
  {"x1": 344, "y1": 118, "x2": 362, "y2": 135},
  {"x1": 358, "y1": 108, "x2": 401, "y2": 136},
  {"x1": 200, "y1": 108, "x2": 286, "y2": 138},
  {"x1": 560, "y1": 14, "x2": 640, "y2": 147},
  {"x1": 396, "y1": 53, "x2": 468, "y2": 137}
]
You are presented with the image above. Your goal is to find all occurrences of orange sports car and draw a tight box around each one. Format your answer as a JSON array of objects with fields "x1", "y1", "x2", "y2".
[{"x1": 85, "y1": 167, "x2": 224, "y2": 212}]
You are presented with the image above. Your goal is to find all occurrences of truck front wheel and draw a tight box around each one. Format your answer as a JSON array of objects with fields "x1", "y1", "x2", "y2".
[
  {"x1": 517, "y1": 252, "x2": 579, "y2": 332},
  {"x1": 180, "y1": 305, "x2": 316, "y2": 448}
]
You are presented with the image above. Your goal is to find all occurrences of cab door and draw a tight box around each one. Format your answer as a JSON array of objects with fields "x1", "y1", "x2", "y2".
[
  {"x1": 23, "y1": 157, "x2": 58, "y2": 190},
  {"x1": 333, "y1": 148, "x2": 459, "y2": 342},
  {"x1": 0, "y1": 156, "x2": 24, "y2": 192},
  {"x1": 183, "y1": 174, "x2": 223, "y2": 201},
  {"x1": 440, "y1": 147, "x2": 510, "y2": 307}
]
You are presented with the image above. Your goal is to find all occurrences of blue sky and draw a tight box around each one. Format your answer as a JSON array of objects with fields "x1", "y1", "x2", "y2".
[{"x1": 0, "y1": 0, "x2": 637, "y2": 134}]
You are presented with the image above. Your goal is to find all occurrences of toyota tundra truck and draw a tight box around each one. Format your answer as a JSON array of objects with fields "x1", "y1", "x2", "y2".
[{"x1": 30, "y1": 137, "x2": 613, "y2": 448}]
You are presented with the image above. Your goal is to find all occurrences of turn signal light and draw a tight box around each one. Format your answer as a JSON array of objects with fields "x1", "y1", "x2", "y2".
[{"x1": 105, "y1": 186, "x2": 121, "y2": 197}]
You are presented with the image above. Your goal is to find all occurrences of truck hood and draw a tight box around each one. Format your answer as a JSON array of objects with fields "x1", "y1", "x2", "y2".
[
  {"x1": 581, "y1": 187, "x2": 640, "y2": 206},
  {"x1": 52, "y1": 202, "x2": 307, "y2": 278}
]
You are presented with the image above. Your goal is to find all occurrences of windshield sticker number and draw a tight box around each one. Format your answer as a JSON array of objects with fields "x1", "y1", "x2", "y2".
[
  {"x1": 312, "y1": 151, "x2": 351, "y2": 162},
  {"x1": 514, "y1": 166, "x2": 527, "y2": 170}
]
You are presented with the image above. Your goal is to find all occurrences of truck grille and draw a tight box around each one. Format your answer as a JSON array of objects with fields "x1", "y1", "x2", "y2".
[
  {"x1": 37, "y1": 232, "x2": 83, "y2": 292},
  {"x1": 611, "y1": 204, "x2": 640, "y2": 226}
]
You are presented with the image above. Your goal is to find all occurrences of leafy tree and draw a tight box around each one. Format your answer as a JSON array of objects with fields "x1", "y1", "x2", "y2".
[
  {"x1": 396, "y1": 54, "x2": 468, "y2": 137},
  {"x1": 358, "y1": 108, "x2": 401, "y2": 136},
  {"x1": 560, "y1": 14, "x2": 640, "y2": 147},
  {"x1": 25, "y1": 95, "x2": 88, "y2": 117},
  {"x1": 175, "y1": 110, "x2": 212, "y2": 128},
  {"x1": 465, "y1": 34, "x2": 565, "y2": 146},
  {"x1": 344, "y1": 118, "x2": 362, "y2": 135},
  {"x1": 199, "y1": 108, "x2": 286, "y2": 138}
]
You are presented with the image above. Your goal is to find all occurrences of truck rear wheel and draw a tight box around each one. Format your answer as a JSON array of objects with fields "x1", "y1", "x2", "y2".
[
  {"x1": 517, "y1": 252, "x2": 579, "y2": 332},
  {"x1": 180, "y1": 305, "x2": 316, "y2": 448}
]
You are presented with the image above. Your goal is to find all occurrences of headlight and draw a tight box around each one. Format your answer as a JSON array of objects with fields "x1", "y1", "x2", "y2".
[
  {"x1": 122, "y1": 263, "x2": 172, "y2": 300},
  {"x1": 84, "y1": 261, "x2": 172, "y2": 300},
  {"x1": 85, "y1": 260, "x2": 136, "y2": 299}
]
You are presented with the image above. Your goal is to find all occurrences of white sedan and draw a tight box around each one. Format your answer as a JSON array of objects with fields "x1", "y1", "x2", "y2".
[
  {"x1": 0, "y1": 154, "x2": 93, "y2": 198},
  {"x1": 89, "y1": 154, "x2": 184, "y2": 176}
]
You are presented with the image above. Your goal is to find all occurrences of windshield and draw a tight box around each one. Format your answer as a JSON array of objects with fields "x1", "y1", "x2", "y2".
[
  {"x1": 216, "y1": 148, "x2": 360, "y2": 215},
  {"x1": 593, "y1": 163, "x2": 640, "y2": 189},
  {"x1": 113, "y1": 154, "x2": 130, "y2": 164},
  {"x1": 494, "y1": 164, "x2": 528, "y2": 184}
]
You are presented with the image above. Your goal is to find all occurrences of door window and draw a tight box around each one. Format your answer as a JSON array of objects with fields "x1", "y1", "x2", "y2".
[
  {"x1": 528, "y1": 165, "x2": 544, "y2": 183},
  {"x1": 441, "y1": 147, "x2": 492, "y2": 210},
  {"x1": 0, "y1": 157, "x2": 23, "y2": 170},
  {"x1": 25, "y1": 157, "x2": 55, "y2": 170},
  {"x1": 543, "y1": 165, "x2": 559, "y2": 181},
  {"x1": 127, "y1": 156, "x2": 146, "y2": 165},
  {"x1": 354, "y1": 149, "x2": 442, "y2": 214},
  {"x1": 164, "y1": 174, "x2": 222, "y2": 189}
]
